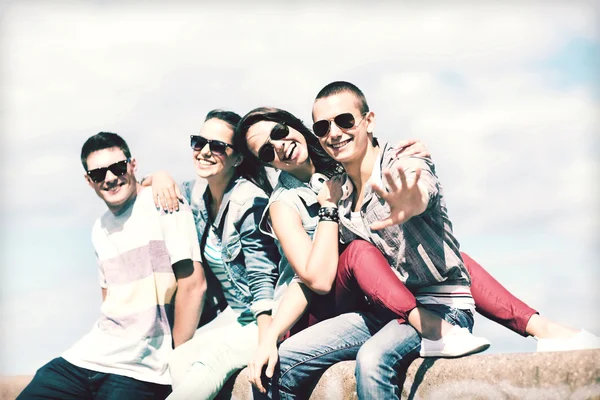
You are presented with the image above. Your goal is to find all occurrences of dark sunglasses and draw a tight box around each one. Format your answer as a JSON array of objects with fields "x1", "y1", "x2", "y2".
[
  {"x1": 190, "y1": 135, "x2": 236, "y2": 155},
  {"x1": 312, "y1": 112, "x2": 367, "y2": 138},
  {"x1": 87, "y1": 159, "x2": 130, "y2": 183},
  {"x1": 257, "y1": 123, "x2": 290, "y2": 163}
]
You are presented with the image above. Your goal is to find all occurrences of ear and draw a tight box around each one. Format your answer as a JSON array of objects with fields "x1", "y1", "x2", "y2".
[
  {"x1": 233, "y1": 154, "x2": 244, "y2": 167},
  {"x1": 129, "y1": 157, "x2": 138, "y2": 172},
  {"x1": 84, "y1": 173, "x2": 95, "y2": 188},
  {"x1": 366, "y1": 111, "x2": 376, "y2": 135}
]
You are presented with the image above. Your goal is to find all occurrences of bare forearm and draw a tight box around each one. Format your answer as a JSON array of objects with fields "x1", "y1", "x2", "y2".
[
  {"x1": 264, "y1": 282, "x2": 311, "y2": 343},
  {"x1": 257, "y1": 313, "x2": 273, "y2": 344},
  {"x1": 302, "y1": 221, "x2": 339, "y2": 294},
  {"x1": 172, "y1": 286, "x2": 205, "y2": 347}
]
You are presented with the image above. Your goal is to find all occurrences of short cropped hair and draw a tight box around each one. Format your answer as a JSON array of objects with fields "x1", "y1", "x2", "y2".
[
  {"x1": 80, "y1": 132, "x2": 131, "y2": 171},
  {"x1": 314, "y1": 81, "x2": 370, "y2": 116}
]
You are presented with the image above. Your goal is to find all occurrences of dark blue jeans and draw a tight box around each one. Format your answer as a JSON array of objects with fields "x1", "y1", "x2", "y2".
[
  {"x1": 17, "y1": 357, "x2": 171, "y2": 400},
  {"x1": 275, "y1": 305, "x2": 474, "y2": 400}
]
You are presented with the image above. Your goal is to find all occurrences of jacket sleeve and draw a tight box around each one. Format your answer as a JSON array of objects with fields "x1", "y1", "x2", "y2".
[{"x1": 238, "y1": 195, "x2": 280, "y2": 317}]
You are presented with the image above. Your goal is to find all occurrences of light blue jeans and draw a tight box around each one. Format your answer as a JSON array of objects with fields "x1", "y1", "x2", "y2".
[
  {"x1": 275, "y1": 305, "x2": 474, "y2": 400},
  {"x1": 167, "y1": 307, "x2": 258, "y2": 400}
]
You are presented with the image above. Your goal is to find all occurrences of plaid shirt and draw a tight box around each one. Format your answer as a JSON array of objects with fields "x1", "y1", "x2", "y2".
[{"x1": 337, "y1": 142, "x2": 471, "y2": 291}]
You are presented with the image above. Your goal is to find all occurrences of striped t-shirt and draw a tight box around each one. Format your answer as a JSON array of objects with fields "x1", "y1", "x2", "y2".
[
  {"x1": 62, "y1": 188, "x2": 201, "y2": 385},
  {"x1": 204, "y1": 228, "x2": 254, "y2": 325}
]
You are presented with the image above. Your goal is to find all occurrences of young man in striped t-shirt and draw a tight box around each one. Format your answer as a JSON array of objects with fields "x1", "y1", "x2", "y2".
[{"x1": 18, "y1": 132, "x2": 206, "y2": 400}]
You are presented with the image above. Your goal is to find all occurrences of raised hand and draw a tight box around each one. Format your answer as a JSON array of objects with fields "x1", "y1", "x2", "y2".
[
  {"x1": 247, "y1": 339, "x2": 279, "y2": 394},
  {"x1": 394, "y1": 138, "x2": 431, "y2": 159},
  {"x1": 317, "y1": 175, "x2": 344, "y2": 207},
  {"x1": 151, "y1": 171, "x2": 184, "y2": 212},
  {"x1": 370, "y1": 166, "x2": 427, "y2": 231}
]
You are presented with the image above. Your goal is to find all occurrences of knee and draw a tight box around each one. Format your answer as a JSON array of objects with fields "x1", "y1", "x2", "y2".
[
  {"x1": 339, "y1": 240, "x2": 377, "y2": 273},
  {"x1": 355, "y1": 345, "x2": 385, "y2": 378}
]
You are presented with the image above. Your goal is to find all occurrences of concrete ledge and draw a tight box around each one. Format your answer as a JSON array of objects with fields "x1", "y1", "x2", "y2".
[{"x1": 3, "y1": 350, "x2": 599, "y2": 399}]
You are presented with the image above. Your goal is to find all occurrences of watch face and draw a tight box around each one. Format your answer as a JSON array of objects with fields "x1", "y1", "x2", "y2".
[{"x1": 309, "y1": 173, "x2": 328, "y2": 194}]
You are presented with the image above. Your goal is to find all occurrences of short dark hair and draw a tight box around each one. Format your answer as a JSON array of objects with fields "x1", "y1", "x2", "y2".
[
  {"x1": 314, "y1": 81, "x2": 370, "y2": 117},
  {"x1": 81, "y1": 132, "x2": 131, "y2": 171},
  {"x1": 205, "y1": 109, "x2": 242, "y2": 129},
  {"x1": 206, "y1": 109, "x2": 273, "y2": 196},
  {"x1": 236, "y1": 107, "x2": 343, "y2": 178}
]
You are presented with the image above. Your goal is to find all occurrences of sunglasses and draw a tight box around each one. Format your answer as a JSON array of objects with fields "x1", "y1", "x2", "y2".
[
  {"x1": 312, "y1": 112, "x2": 367, "y2": 138},
  {"x1": 257, "y1": 123, "x2": 290, "y2": 163},
  {"x1": 190, "y1": 135, "x2": 236, "y2": 155},
  {"x1": 87, "y1": 159, "x2": 130, "y2": 183}
]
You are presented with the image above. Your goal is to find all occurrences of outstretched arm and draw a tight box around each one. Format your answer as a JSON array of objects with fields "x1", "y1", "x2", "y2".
[
  {"x1": 370, "y1": 157, "x2": 436, "y2": 231},
  {"x1": 247, "y1": 281, "x2": 312, "y2": 393}
]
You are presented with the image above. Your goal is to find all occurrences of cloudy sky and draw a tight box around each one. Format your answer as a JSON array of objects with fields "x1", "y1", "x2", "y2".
[{"x1": 1, "y1": 1, "x2": 599, "y2": 375}]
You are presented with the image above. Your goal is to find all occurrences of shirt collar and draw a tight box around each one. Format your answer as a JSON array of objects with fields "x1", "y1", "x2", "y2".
[{"x1": 340, "y1": 149, "x2": 383, "y2": 202}]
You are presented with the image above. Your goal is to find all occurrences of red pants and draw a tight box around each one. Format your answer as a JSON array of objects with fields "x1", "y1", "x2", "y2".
[{"x1": 295, "y1": 241, "x2": 537, "y2": 337}]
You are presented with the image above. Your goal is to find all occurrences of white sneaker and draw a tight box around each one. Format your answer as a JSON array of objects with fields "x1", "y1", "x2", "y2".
[
  {"x1": 536, "y1": 330, "x2": 600, "y2": 352},
  {"x1": 420, "y1": 326, "x2": 491, "y2": 358}
]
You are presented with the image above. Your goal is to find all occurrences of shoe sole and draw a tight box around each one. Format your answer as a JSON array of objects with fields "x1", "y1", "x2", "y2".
[{"x1": 420, "y1": 342, "x2": 491, "y2": 358}]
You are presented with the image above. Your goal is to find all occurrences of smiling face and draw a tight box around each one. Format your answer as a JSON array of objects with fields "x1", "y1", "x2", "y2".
[
  {"x1": 245, "y1": 120, "x2": 311, "y2": 172},
  {"x1": 312, "y1": 91, "x2": 375, "y2": 166},
  {"x1": 192, "y1": 118, "x2": 241, "y2": 182},
  {"x1": 85, "y1": 147, "x2": 138, "y2": 213}
]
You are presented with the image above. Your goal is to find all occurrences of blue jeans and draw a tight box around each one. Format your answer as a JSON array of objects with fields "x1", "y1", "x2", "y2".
[
  {"x1": 17, "y1": 357, "x2": 171, "y2": 400},
  {"x1": 274, "y1": 305, "x2": 474, "y2": 400}
]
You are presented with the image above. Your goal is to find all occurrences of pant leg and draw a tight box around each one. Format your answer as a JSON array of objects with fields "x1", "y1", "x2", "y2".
[
  {"x1": 335, "y1": 240, "x2": 418, "y2": 322},
  {"x1": 93, "y1": 374, "x2": 171, "y2": 400},
  {"x1": 355, "y1": 305, "x2": 475, "y2": 400},
  {"x1": 355, "y1": 321, "x2": 421, "y2": 400},
  {"x1": 461, "y1": 252, "x2": 538, "y2": 336},
  {"x1": 275, "y1": 312, "x2": 382, "y2": 400},
  {"x1": 17, "y1": 357, "x2": 92, "y2": 400},
  {"x1": 167, "y1": 306, "x2": 239, "y2": 387},
  {"x1": 167, "y1": 319, "x2": 259, "y2": 400}
]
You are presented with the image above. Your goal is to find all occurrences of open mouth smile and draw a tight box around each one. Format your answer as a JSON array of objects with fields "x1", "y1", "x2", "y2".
[{"x1": 328, "y1": 138, "x2": 352, "y2": 149}]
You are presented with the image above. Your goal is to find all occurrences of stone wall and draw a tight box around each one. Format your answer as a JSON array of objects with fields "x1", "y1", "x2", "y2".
[{"x1": 3, "y1": 349, "x2": 599, "y2": 399}]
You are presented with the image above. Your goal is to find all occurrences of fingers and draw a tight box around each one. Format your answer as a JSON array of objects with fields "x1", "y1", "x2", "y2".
[
  {"x1": 383, "y1": 169, "x2": 399, "y2": 193},
  {"x1": 413, "y1": 168, "x2": 422, "y2": 187},
  {"x1": 247, "y1": 362, "x2": 266, "y2": 393},
  {"x1": 396, "y1": 166, "x2": 408, "y2": 189},
  {"x1": 371, "y1": 183, "x2": 388, "y2": 199},
  {"x1": 265, "y1": 353, "x2": 278, "y2": 378},
  {"x1": 370, "y1": 218, "x2": 395, "y2": 231},
  {"x1": 175, "y1": 185, "x2": 184, "y2": 202},
  {"x1": 393, "y1": 138, "x2": 418, "y2": 155},
  {"x1": 165, "y1": 187, "x2": 179, "y2": 212}
]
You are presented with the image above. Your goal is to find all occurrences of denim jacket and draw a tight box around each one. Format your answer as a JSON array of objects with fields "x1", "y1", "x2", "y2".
[
  {"x1": 180, "y1": 176, "x2": 280, "y2": 318},
  {"x1": 259, "y1": 171, "x2": 320, "y2": 303},
  {"x1": 337, "y1": 142, "x2": 471, "y2": 290}
]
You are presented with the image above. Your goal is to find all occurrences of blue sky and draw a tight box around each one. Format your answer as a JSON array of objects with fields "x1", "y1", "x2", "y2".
[{"x1": 1, "y1": 2, "x2": 599, "y2": 375}]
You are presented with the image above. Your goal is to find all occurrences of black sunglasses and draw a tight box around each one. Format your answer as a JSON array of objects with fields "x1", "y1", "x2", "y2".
[
  {"x1": 87, "y1": 159, "x2": 130, "y2": 183},
  {"x1": 190, "y1": 135, "x2": 236, "y2": 155},
  {"x1": 312, "y1": 112, "x2": 367, "y2": 138},
  {"x1": 257, "y1": 123, "x2": 290, "y2": 163}
]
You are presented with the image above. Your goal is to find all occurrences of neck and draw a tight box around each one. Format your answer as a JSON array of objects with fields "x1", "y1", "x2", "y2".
[
  {"x1": 206, "y1": 171, "x2": 236, "y2": 211},
  {"x1": 108, "y1": 182, "x2": 140, "y2": 216},
  {"x1": 344, "y1": 144, "x2": 379, "y2": 192},
  {"x1": 289, "y1": 158, "x2": 316, "y2": 183}
]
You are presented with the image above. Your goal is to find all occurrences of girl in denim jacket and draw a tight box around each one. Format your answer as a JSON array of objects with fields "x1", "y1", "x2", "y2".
[{"x1": 147, "y1": 110, "x2": 280, "y2": 399}]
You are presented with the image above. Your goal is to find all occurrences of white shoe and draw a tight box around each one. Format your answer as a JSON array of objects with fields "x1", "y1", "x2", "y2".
[
  {"x1": 420, "y1": 326, "x2": 491, "y2": 358},
  {"x1": 536, "y1": 330, "x2": 600, "y2": 352}
]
